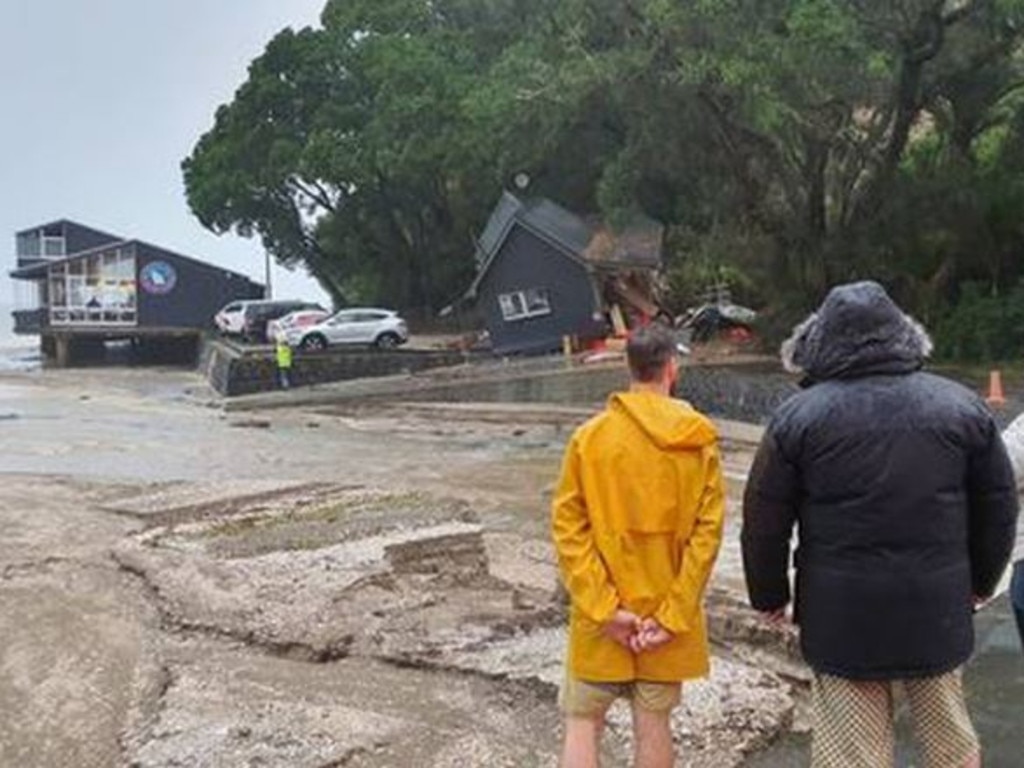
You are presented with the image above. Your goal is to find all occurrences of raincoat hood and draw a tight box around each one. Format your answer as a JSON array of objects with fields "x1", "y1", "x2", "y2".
[
  {"x1": 609, "y1": 391, "x2": 718, "y2": 451},
  {"x1": 781, "y1": 281, "x2": 933, "y2": 382}
]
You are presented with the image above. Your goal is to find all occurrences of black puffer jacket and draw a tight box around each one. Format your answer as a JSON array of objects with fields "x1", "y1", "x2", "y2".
[{"x1": 742, "y1": 282, "x2": 1019, "y2": 680}]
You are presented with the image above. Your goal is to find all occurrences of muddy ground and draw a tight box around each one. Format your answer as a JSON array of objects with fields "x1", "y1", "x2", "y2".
[{"x1": 0, "y1": 366, "x2": 798, "y2": 767}]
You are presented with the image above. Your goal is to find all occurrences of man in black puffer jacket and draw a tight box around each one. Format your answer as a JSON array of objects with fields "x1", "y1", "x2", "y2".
[{"x1": 742, "y1": 281, "x2": 1018, "y2": 768}]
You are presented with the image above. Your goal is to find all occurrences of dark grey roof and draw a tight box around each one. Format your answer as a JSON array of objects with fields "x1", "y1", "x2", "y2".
[
  {"x1": 10, "y1": 238, "x2": 262, "y2": 286},
  {"x1": 467, "y1": 193, "x2": 663, "y2": 297},
  {"x1": 476, "y1": 192, "x2": 523, "y2": 266},
  {"x1": 519, "y1": 198, "x2": 594, "y2": 256},
  {"x1": 15, "y1": 218, "x2": 123, "y2": 243}
]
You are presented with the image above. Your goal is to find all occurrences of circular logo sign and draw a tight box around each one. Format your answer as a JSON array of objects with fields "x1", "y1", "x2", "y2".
[{"x1": 140, "y1": 261, "x2": 178, "y2": 295}]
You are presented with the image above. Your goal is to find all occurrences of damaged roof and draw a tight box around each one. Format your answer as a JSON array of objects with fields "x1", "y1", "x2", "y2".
[{"x1": 468, "y1": 192, "x2": 663, "y2": 297}]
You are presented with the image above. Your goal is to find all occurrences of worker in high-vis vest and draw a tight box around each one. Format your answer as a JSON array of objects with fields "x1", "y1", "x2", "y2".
[{"x1": 275, "y1": 338, "x2": 293, "y2": 389}]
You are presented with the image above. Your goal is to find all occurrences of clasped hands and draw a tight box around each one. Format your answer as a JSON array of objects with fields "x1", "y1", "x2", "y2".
[{"x1": 602, "y1": 609, "x2": 674, "y2": 653}]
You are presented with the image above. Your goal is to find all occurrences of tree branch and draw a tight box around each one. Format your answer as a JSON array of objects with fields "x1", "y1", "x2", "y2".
[
  {"x1": 287, "y1": 177, "x2": 338, "y2": 213},
  {"x1": 942, "y1": 0, "x2": 980, "y2": 27}
]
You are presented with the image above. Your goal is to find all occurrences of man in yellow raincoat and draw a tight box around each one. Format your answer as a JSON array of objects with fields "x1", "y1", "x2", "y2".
[{"x1": 552, "y1": 324, "x2": 726, "y2": 768}]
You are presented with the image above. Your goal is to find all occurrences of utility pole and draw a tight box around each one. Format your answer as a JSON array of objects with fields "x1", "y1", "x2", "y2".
[{"x1": 264, "y1": 250, "x2": 273, "y2": 299}]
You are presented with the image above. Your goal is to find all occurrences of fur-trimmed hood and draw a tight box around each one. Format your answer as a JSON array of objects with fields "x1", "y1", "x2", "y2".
[{"x1": 781, "y1": 281, "x2": 933, "y2": 382}]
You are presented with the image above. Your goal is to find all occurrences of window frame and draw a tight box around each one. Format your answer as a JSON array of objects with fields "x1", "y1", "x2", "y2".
[
  {"x1": 42, "y1": 236, "x2": 66, "y2": 257},
  {"x1": 47, "y1": 248, "x2": 137, "y2": 327},
  {"x1": 498, "y1": 288, "x2": 552, "y2": 322}
]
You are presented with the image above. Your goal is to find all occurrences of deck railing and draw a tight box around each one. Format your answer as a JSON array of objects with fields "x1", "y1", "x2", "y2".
[{"x1": 12, "y1": 308, "x2": 47, "y2": 335}]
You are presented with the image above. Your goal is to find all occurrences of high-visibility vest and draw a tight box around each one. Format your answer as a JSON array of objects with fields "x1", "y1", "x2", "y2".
[{"x1": 276, "y1": 343, "x2": 293, "y2": 369}]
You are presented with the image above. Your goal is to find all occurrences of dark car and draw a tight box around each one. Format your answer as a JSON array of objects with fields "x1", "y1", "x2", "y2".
[{"x1": 242, "y1": 300, "x2": 324, "y2": 343}]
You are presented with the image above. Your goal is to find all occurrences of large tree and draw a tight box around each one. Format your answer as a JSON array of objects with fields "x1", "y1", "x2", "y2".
[
  {"x1": 185, "y1": 0, "x2": 1024, "y2": 333},
  {"x1": 473, "y1": 0, "x2": 1024, "y2": 295},
  {"x1": 184, "y1": 0, "x2": 550, "y2": 311}
]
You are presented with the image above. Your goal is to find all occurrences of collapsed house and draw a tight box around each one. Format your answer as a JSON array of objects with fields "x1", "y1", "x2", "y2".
[{"x1": 464, "y1": 193, "x2": 667, "y2": 356}]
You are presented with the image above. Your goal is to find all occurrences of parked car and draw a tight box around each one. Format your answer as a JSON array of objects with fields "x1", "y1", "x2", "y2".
[
  {"x1": 242, "y1": 300, "x2": 325, "y2": 343},
  {"x1": 268, "y1": 309, "x2": 331, "y2": 343},
  {"x1": 214, "y1": 300, "x2": 261, "y2": 335},
  {"x1": 296, "y1": 308, "x2": 409, "y2": 351}
]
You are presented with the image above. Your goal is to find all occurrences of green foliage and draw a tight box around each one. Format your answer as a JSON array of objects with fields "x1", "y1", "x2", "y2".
[
  {"x1": 183, "y1": 0, "x2": 1024, "y2": 359},
  {"x1": 935, "y1": 282, "x2": 1024, "y2": 362},
  {"x1": 663, "y1": 224, "x2": 766, "y2": 311}
]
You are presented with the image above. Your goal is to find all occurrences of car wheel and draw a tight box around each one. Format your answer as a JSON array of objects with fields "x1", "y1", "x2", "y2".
[
  {"x1": 302, "y1": 334, "x2": 328, "y2": 352},
  {"x1": 375, "y1": 332, "x2": 401, "y2": 349}
]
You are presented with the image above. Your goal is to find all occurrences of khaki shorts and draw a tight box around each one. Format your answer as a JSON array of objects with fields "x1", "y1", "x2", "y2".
[
  {"x1": 559, "y1": 675, "x2": 682, "y2": 718},
  {"x1": 811, "y1": 669, "x2": 980, "y2": 768}
]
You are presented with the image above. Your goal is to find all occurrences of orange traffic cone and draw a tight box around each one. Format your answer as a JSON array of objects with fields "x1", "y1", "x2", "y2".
[{"x1": 986, "y1": 370, "x2": 1006, "y2": 408}]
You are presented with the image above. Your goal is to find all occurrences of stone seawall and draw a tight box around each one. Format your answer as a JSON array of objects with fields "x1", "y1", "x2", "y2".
[
  {"x1": 224, "y1": 355, "x2": 801, "y2": 424},
  {"x1": 201, "y1": 339, "x2": 467, "y2": 397},
  {"x1": 359, "y1": 362, "x2": 798, "y2": 425}
]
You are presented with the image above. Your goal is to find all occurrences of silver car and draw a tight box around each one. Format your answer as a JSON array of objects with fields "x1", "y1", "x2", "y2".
[{"x1": 295, "y1": 308, "x2": 409, "y2": 351}]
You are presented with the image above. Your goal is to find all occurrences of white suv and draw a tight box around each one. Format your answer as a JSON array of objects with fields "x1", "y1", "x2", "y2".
[
  {"x1": 214, "y1": 300, "x2": 258, "y2": 335},
  {"x1": 296, "y1": 308, "x2": 409, "y2": 351}
]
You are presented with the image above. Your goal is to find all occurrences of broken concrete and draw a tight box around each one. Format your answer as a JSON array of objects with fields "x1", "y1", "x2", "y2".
[
  {"x1": 386, "y1": 528, "x2": 490, "y2": 582},
  {"x1": 106, "y1": 480, "x2": 795, "y2": 766},
  {"x1": 391, "y1": 623, "x2": 795, "y2": 768},
  {"x1": 112, "y1": 491, "x2": 493, "y2": 661},
  {"x1": 0, "y1": 367, "x2": 802, "y2": 767}
]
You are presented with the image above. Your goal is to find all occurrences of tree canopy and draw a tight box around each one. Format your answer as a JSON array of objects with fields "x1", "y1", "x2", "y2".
[{"x1": 184, "y1": 0, "x2": 1024, "y2": 357}]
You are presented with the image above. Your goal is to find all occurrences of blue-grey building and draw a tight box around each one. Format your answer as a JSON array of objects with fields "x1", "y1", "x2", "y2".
[
  {"x1": 10, "y1": 219, "x2": 263, "y2": 364},
  {"x1": 465, "y1": 193, "x2": 665, "y2": 356}
]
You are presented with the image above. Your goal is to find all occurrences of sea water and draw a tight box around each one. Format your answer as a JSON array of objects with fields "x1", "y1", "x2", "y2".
[{"x1": 0, "y1": 303, "x2": 41, "y2": 371}]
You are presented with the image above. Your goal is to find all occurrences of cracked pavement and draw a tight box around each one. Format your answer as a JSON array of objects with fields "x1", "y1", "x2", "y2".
[{"x1": 0, "y1": 367, "x2": 794, "y2": 767}]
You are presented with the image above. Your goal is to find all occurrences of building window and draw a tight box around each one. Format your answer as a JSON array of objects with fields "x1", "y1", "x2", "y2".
[
  {"x1": 48, "y1": 247, "x2": 137, "y2": 326},
  {"x1": 498, "y1": 288, "x2": 552, "y2": 322},
  {"x1": 16, "y1": 230, "x2": 64, "y2": 259},
  {"x1": 42, "y1": 236, "x2": 65, "y2": 257},
  {"x1": 16, "y1": 233, "x2": 41, "y2": 258}
]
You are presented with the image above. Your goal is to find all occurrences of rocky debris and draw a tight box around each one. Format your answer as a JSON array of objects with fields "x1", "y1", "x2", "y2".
[
  {"x1": 126, "y1": 644, "x2": 578, "y2": 768},
  {"x1": 109, "y1": 480, "x2": 796, "y2": 765},
  {"x1": 397, "y1": 625, "x2": 795, "y2": 767},
  {"x1": 229, "y1": 418, "x2": 272, "y2": 430},
  {"x1": 110, "y1": 488, "x2": 527, "y2": 659},
  {"x1": 91, "y1": 434, "x2": 814, "y2": 767},
  {"x1": 485, "y1": 534, "x2": 559, "y2": 593},
  {"x1": 100, "y1": 481, "x2": 339, "y2": 526},
  {"x1": 128, "y1": 651, "x2": 409, "y2": 768},
  {"x1": 1, "y1": 417, "x2": 806, "y2": 768},
  {"x1": 706, "y1": 589, "x2": 805, "y2": 673},
  {"x1": 385, "y1": 529, "x2": 489, "y2": 584},
  {"x1": 606, "y1": 659, "x2": 794, "y2": 768},
  {"x1": 0, "y1": 365, "x2": 849, "y2": 767},
  {"x1": 114, "y1": 519, "x2": 488, "y2": 661}
]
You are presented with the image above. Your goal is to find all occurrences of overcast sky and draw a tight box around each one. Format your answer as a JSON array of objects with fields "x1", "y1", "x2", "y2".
[{"x1": 0, "y1": 0, "x2": 329, "y2": 307}]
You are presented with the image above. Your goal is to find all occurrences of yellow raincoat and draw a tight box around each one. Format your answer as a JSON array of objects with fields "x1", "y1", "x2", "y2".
[{"x1": 552, "y1": 391, "x2": 725, "y2": 683}]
